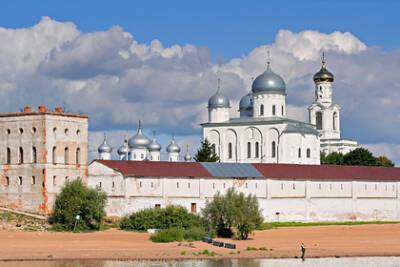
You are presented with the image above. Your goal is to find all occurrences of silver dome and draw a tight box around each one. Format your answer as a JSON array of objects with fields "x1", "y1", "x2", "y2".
[
  {"x1": 98, "y1": 134, "x2": 112, "y2": 153},
  {"x1": 148, "y1": 132, "x2": 162, "y2": 152},
  {"x1": 167, "y1": 138, "x2": 181, "y2": 153},
  {"x1": 184, "y1": 153, "x2": 191, "y2": 162},
  {"x1": 117, "y1": 139, "x2": 129, "y2": 155},
  {"x1": 208, "y1": 91, "x2": 230, "y2": 109},
  {"x1": 128, "y1": 121, "x2": 151, "y2": 149},
  {"x1": 208, "y1": 79, "x2": 230, "y2": 109},
  {"x1": 183, "y1": 144, "x2": 191, "y2": 161},
  {"x1": 252, "y1": 64, "x2": 286, "y2": 94},
  {"x1": 239, "y1": 93, "x2": 253, "y2": 111}
]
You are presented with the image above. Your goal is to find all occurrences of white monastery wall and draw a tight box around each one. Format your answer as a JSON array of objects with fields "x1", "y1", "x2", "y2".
[{"x1": 89, "y1": 162, "x2": 400, "y2": 221}]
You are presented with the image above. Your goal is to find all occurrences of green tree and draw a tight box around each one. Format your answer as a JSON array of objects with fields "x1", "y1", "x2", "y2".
[
  {"x1": 342, "y1": 147, "x2": 378, "y2": 166},
  {"x1": 202, "y1": 188, "x2": 263, "y2": 240},
  {"x1": 321, "y1": 152, "x2": 344, "y2": 165},
  {"x1": 50, "y1": 179, "x2": 107, "y2": 231},
  {"x1": 193, "y1": 139, "x2": 220, "y2": 162},
  {"x1": 233, "y1": 192, "x2": 263, "y2": 240},
  {"x1": 376, "y1": 156, "x2": 395, "y2": 167}
]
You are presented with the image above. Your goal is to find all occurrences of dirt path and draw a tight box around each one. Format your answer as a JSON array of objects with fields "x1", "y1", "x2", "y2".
[{"x1": 1, "y1": 224, "x2": 400, "y2": 260}]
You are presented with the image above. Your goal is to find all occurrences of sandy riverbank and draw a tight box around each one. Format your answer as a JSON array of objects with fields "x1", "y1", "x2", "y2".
[{"x1": 0, "y1": 224, "x2": 400, "y2": 261}]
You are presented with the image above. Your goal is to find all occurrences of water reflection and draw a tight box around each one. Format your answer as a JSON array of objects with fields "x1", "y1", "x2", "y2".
[{"x1": 1, "y1": 257, "x2": 400, "y2": 267}]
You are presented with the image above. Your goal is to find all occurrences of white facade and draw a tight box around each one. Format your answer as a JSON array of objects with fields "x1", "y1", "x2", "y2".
[
  {"x1": 308, "y1": 56, "x2": 358, "y2": 154},
  {"x1": 203, "y1": 57, "x2": 358, "y2": 164},
  {"x1": 203, "y1": 62, "x2": 320, "y2": 165},
  {"x1": 88, "y1": 161, "x2": 400, "y2": 221}
]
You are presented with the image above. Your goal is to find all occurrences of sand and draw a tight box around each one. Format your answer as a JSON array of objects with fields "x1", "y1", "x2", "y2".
[{"x1": 0, "y1": 224, "x2": 399, "y2": 261}]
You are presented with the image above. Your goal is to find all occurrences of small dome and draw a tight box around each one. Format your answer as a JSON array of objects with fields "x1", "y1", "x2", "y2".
[
  {"x1": 252, "y1": 64, "x2": 286, "y2": 94},
  {"x1": 313, "y1": 60, "x2": 334, "y2": 82},
  {"x1": 117, "y1": 139, "x2": 129, "y2": 155},
  {"x1": 239, "y1": 93, "x2": 253, "y2": 111},
  {"x1": 184, "y1": 153, "x2": 191, "y2": 162},
  {"x1": 128, "y1": 122, "x2": 151, "y2": 149},
  {"x1": 149, "y1": 138, "x2": 161, "y2": 151},
  {"x1": 98, "y1": 134, "x2": 112, "y2": 154},
  {"x1": 167, "y1": 138, "x2": 181, "y2": 153},
  {"x1": 208, "y1": 91, "x2": 230, "y2": 109}
]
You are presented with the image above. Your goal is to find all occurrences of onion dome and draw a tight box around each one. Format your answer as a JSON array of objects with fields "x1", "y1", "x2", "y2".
[
  {"x1": 184, "y1": 153, "x2": 191, "y2": 162},
  {"x1": 208, "y1": 78, "x2": 230, "y2": 109},
  {"x1": 313, "y1": 54, "x2": 334, "y2": 82},
  {"x1": 98, "y1": 134, "x2": 112, "y2": 153},
  {"x1": 239, "y1": 92, "x2": 253, "y2": 111},
  {"x1": 148, "y1": 131, "x2": 162, "y2": 152},
  {"x1": 184, "y1": 144, "x2": 191, "y2": 162},
  {"x1": 167, "y1": 138, "x2": 181, "y2": 153},
  {"x1": 252, "y1": 62, "x2": 286, "y2": 95},
  {"x1": 117, "y1": 139, "x2": 129, "y2": 155},
  {"x1": 128, "y1": 121, "x2": 151, "y2": 149}
]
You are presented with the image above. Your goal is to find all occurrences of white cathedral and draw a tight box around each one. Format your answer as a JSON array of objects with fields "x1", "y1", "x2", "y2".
[
  {"x1": 202, "y1": 54, "x2": 358, "y2": 165},
  {"x1": 98, "y1": 54, "x2": 357, "y2": 165}
]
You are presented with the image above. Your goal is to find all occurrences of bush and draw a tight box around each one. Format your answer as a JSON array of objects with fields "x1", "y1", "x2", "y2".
[
  {"x1": 183, "y1": 227, "x2": 208, "y2": 241},
  {"x1": 50, "y1": 179, "x2": 107, "y2": 231},
  {"x1": 202, "y1": 188, "x2": 263, "y2": 240},
  {"x1": 120, "y1": 205, "x2": 203, "y2": 231},
  {"x1": 150, "y1": 227, "x2": 184, "y2": 243}
]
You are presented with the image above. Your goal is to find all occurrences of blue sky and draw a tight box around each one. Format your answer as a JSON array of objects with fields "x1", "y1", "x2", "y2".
[
  {"x1": 0, "y1": 0, "x2": 399, "y2": 163},
  {"x1": 1, "y1": 0, "x2": 399, "y2": 60}
]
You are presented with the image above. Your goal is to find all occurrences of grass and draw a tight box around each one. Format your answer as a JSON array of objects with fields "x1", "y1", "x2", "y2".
[
  {"x1": 258, "y1": 220, "x2": 400, "y2": 230},
  {"x1": 245, "y1": 246, "x2": 258, "y2": 251}
]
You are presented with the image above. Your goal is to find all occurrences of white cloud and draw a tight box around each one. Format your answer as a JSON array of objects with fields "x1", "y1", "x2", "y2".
[{"x1": 0, "y1": 17, "x2": 398, "y2": 162}]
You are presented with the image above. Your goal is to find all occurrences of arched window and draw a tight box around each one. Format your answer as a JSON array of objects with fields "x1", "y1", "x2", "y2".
[
  {"x1": 281, "y1": 105, "x2": 284, "y2": 116},
  {"x1": 228, "y1": 142, "x2": 232, "y2": 159},
  {"x1": 32, "y1": 147, "x2": 37, "y2": 163},
  {"x1": 333, "y1": 112, "x2": 338, "y2": 130},
  {"x1": 255, "y1": 142, "x2": 259, "y2": 158},
  {"x1": 6, "y1": 147, "x2": 11, "y2": 164},
  {"x1": 306, "y1": 148, "x2": 311, "y2": 158},
  {"x1": 211, "y1": 144, "x2": 216, "y2": 154},
  {"x1": 316, "y1": 112, "x2": 322, "y2": 130},
  {"x1": 18, "y1": 147, "x2": 23, "y2": 164},
  {"x1": 298, "y1": 148, "x2": 301, "y2": 158},
  {"x1": 52, "y1": 146, "x2": 56, "y2": 164},
  {"x1": 247, "y1": 142, "x2": 251, "y2": 158},
  {"x1": 272, "y1": 141, "x2": 276, "y2": 158},
  {"x1": 272, "y1": 105, "x2": 276, "y2": 115},
  {"x1": 64, "y1": 147, "x2": 69, "y2": 164},
  {"x1": 5, "y1": 176, "x2": 9, "y2": 186},
  {"x1": 260, "y1": 104, "x2": 264, "y2": 116},
  {"x1": 76, "y1": 148, "x2": 80, "y2": 165}
]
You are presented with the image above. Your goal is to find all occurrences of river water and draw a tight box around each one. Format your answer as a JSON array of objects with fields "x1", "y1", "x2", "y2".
[{"x1": 1, "y1": 257, "x2": 400, "y2": 267}]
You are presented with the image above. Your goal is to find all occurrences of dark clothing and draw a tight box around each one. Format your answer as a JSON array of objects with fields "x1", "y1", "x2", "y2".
[{"x1": 301, "y1": 244, "x2": 306, "y2": 260}]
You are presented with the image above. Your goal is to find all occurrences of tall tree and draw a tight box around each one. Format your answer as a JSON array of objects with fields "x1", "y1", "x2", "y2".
[
  {"x1": 193, "y1": 139, "x2": 220, "y2": 162},
  {"x1": 202, "y1": 188, "x2": 263, "y2": 240}
]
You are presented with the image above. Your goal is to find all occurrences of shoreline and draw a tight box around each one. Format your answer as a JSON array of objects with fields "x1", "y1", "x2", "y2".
[
  {"x1": 1, "y1": 224, "x2": 400, "y2": 261},
  {"x1": 2, "y1": 254, "x2": 400, "y2": 262}
]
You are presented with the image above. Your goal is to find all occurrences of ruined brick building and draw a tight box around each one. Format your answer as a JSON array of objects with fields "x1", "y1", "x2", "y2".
[{"x1": 0, "y1": 106, "x2": 88, "y2": 214}]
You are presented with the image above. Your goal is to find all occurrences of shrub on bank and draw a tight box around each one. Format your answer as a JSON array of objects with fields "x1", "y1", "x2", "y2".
[
  {"x1": 150, "y1": 227, "x2": 184, "y2": 243},
  {"x1": 120, "y1": 205, "x2": 203, "y2": 231},
  {"x1": 150, "y1": 226, "x2": 208, "y2": 243},
  {"x1": 50, "y1": 179, "x2": 107, "y2": 231}
]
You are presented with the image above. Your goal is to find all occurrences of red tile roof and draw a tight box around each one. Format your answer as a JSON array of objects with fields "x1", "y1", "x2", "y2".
[
  {"x1": 96, "y1": 160, "x2": 211, "y2": 178},
  {"x1": 253, "y1": 163, "x2": 400, "y2": 181},
  {"x1": 95, "y1": 160, "x2": 400, "y2": 181}
]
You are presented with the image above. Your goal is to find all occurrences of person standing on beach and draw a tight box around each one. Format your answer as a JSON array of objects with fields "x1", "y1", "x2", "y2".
[{"x1": 301, "y1": 243, "x2": 306, "y2": 261}]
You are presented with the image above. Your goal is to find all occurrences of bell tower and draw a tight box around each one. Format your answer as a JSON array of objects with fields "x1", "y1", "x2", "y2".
[{"x1": 308, "y1": 53, "x2": 341, "y2": 140}]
